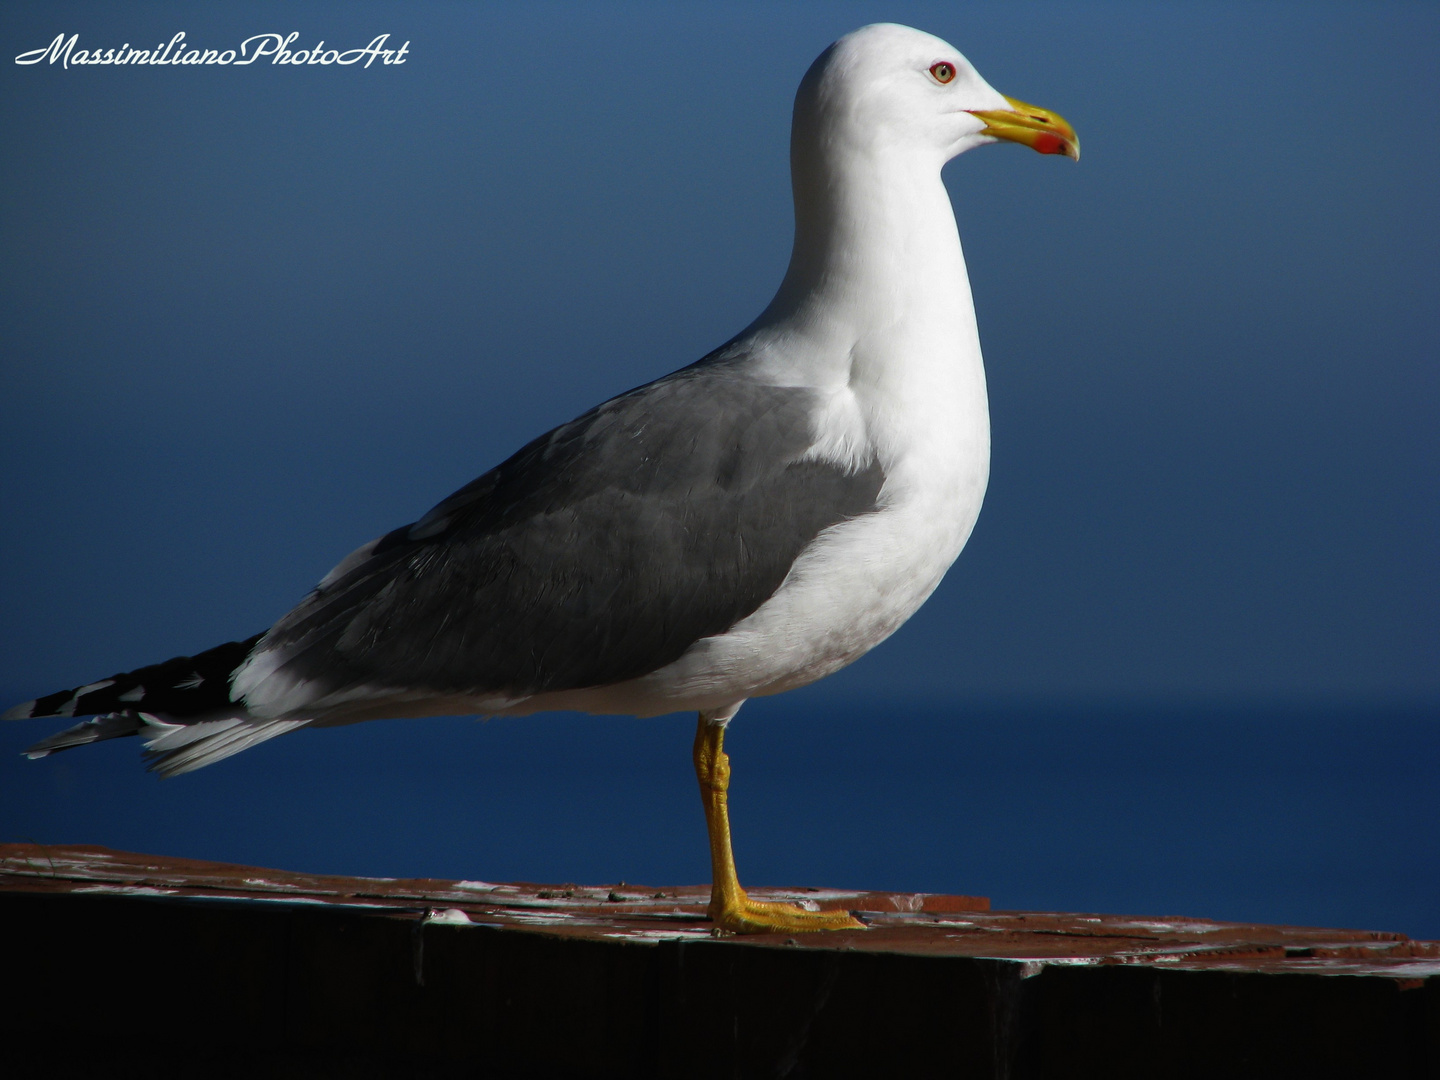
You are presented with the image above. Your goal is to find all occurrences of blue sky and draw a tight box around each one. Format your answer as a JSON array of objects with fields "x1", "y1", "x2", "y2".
[{"x1": 2, "y1": 3, "x2": 1436, "y2": 934}]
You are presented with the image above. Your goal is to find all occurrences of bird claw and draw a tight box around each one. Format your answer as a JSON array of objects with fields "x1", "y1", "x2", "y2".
[{"x1": 709, "y1": 893, "x2": 865, "y2": 934}]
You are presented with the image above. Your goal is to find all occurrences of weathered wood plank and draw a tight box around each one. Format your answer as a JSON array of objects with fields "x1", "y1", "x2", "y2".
[{"x1": 2, "y1": 843, "x2": 1435, "y2": 1077}]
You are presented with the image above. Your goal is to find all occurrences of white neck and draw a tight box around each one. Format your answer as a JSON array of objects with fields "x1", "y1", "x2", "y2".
[
  {"x1": 729, "y1": 103, "x2": 993, "y2": 522},
  {"x1": 743, "y1": 128, "x2": 981, "y2": 389}
]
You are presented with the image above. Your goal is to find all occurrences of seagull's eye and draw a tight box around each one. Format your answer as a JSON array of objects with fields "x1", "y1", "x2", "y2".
[{"x1": 929, "y1": 62, "x2": 956, "y2": 84}]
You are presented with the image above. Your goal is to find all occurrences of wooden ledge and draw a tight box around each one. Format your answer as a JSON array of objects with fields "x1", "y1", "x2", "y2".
[{"x1": 2, "y1": 843, "x2": 1436, "y2": 1077}]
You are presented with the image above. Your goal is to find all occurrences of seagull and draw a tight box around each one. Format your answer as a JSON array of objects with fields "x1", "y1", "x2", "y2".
[{"x1": 6, "y1": 24, "x2": 1076, "y2": 934}]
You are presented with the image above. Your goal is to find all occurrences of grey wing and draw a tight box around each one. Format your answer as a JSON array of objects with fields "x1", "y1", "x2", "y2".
[{"x1": 233, "y1": 360, "x2": 885, "y2": 718}]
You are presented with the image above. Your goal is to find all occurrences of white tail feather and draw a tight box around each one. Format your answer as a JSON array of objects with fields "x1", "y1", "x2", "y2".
[{"x1": 144, "y1": 718, "x2": 311, "y2": 777}]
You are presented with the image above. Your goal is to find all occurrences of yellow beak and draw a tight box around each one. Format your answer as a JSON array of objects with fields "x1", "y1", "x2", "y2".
[{"x1": 966, "y1": 95, "x2": 1080, "y2": 161}]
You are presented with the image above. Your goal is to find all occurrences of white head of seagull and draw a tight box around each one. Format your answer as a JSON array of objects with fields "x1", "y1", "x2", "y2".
[
  {"x1": 795, "y1": 24, "x2": 1014, "y2": 169},
  {"x1": 790, "y1": 24, "x2": 1078, "y2": 168}
]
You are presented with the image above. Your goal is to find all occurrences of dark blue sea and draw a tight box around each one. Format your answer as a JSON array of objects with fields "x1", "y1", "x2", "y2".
[{"x1": 3, "y1": 693, "x2": 1436, "y2": 940}]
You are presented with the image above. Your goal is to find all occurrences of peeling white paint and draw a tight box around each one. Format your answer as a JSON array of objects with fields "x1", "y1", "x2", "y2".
[
  {"x1": 73, "y1": 885, "x2": 176, "y2": 896},
  {"x1": 504, "y1": 912, "x2": 579, "y2": 925},
  {"x1": 423, "y1": 908, "x2": 473, "y2": 926},
  {"x1": 983, "y1": 956, "x2": 1103, "y2": 977},
  {"x1": 601, "y1": 929, "x2": 715, "y2": 942},
  {"x1": 241, "y1": 877, "x2": 306, "y2": 891}
]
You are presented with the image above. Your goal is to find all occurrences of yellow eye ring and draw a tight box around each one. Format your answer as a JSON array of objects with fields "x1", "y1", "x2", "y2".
[{"x1": 929, "y1": 61, "x2": 956, "y2": 84}]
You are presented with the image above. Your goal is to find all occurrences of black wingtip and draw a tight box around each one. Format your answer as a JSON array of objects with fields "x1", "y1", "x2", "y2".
[
  {"x1": 7, "y1": 632, "x2": 266, "y2": 724},
  {"x1": 23, "y1": 712, "x2": 146, "y2": 757}
]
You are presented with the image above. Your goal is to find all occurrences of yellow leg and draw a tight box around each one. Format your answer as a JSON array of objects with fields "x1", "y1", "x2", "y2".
[{"x1": 693, "y1": 713, "x2": 863, "y2": 934}]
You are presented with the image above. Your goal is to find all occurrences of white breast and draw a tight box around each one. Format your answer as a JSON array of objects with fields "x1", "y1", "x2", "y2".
[{"x1": 635, "y1": 336, "x2": 989, "y2": 711}]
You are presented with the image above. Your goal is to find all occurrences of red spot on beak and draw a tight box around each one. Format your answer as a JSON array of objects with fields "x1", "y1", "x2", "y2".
[{"x1": 1032, "y1": 132, "x2": 1064, "y2": 156}]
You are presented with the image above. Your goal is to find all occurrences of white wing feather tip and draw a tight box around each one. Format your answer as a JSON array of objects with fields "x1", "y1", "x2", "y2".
[
  {"x1": 3, "y1": 699, "x2": 38, "y2": 721},
  {"x1": 145, "y1": 718, "x2": 311, "y2": 777}
]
